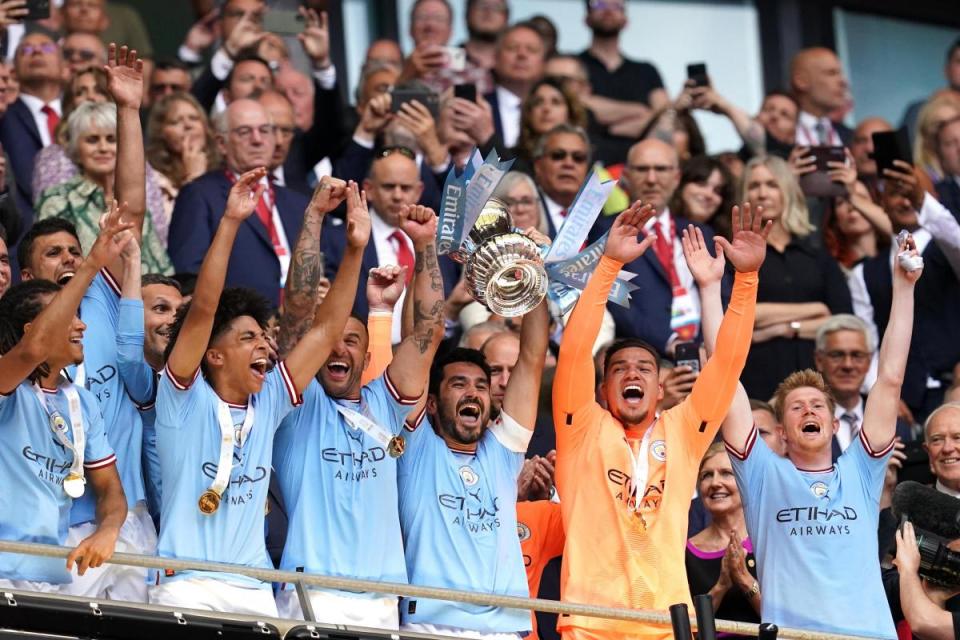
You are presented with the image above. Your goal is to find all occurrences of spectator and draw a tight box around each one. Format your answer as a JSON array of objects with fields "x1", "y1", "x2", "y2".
[
  {"x1": 923, "y1": 402, "x2": 960, "y2": 496},
  {"x1": 274, "y1": 65, "x2": 315, "y2": 131},
  {"x1": 912, "y1": 90, "x2": 960, "y2": 182},
  {"x1": 463, "y1": 0, "x2": 508, "y2": 72},
  {"x1": 692, "y1": 86, "x2": 797, "y2": 160},
  {"x1": 577, "y1": 0, "x2": 668, "y2": 167},
  {"x1": 146, "y1": 91, "x2": 221, "y2": 239},
  {"x1": 145, "y1": 60, "x2": 192, "y2": 109},
  {"x1": 934, "y1": 115, "x2": 960, "y2": 217},
  {"x1": 62, "y1": 0, "x2": 154, "y2": 64},
  {"x1": 543, "y1": 54, "x2": 592, "y2": 102},
  {"x1": 739, "y1": 155, "x2": 852, "y2": 401},
  {"x1": 484, "y1": 22, "x2": 546, "y2": 150},
  {"x1": 526, "y1": 15, "x2": 557, "y2": 59},
  {"x1": 366, "y1": 38, "x2": 403, "y2": 66},
  {"x1": 492, "y1": 170, "x2": 549, "y2": 236},
  {"x1": 894, "y1": 521, "x2": 960, "y2": 640},
  {"x1": 167, "y1": 98, "x2": 309, "y2": 307},
  {"x1": 60, "y1": 32, "x2": 106, "y2": 73},
  {"x1": 515, "y1": 77, "x2": 588, "y2": 173},
  {"x1": 641, "y1": 97, "x2": 707, "y2": 165},
  {"x1": 900, "y1": 37, "x2": 960, "y2": 145},
  {"x1": 257, "y1": 90, "x2": 299, "y2": 190},
  {"x1": 402, "y1": 0, "x2": 489, "y2": 95},
  {"x1": 851, "y1": 162, "x2": 960, "y2": 419},
  {"x1": 597, "y1": 139, "x2": 717, "y2": 355},
  {"x1": 223, "y1": 54, "x2": 273, "y2": 105},
  {"x1": 0, "y1": 61, "x2": 15, "y2": 113},
  {"x1": 790, "y1": 47, "x2": 852, "y2": 146},
  {"x1": 531, "y1": 124, "x2": 590, "y2": 238},
  {"x1": 668, "y1": 155, "x2": 735, "y2": 239},
  {"x1": 0, "y1": 33, "x2": 65, "y2": 226},
  {"x1": 685, "y1": 444, "x2": 760, "y2": 632},
  {"x1": 751, "y1": 399, "x2": 786, "y2": 456},
  {"x1": 850, "y1": 116, "x2": 893, "y2": 199},
  {"x1": 0, "y1": 224, "x2": 9, "y2": 296},
  {"x1": 35, "y1": 102, "x2": 172, "y2": 275}
]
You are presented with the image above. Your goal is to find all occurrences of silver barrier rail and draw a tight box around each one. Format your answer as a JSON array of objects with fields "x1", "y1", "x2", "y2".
[{"x1": 0, "y1": 540, "x2": 873, "y2": 640}]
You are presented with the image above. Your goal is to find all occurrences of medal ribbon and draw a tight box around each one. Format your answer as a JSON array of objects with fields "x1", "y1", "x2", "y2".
[
  {"x1": 209, "y1": 397, "x2": 256, "y2": 499},
  {"x1": 33, "y1": 383, "x2": 86, "y2": 483},
  {"x1": 627, "y1": 419, "x2": 657, "y2": 514},
  {"x1": 334, "y1": 403, "x2": 395, "y2": 450}
]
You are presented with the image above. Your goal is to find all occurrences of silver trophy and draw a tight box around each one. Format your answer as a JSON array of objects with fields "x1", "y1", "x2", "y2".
[{"x1": 451, "y1": 197, "x2": 548, "y2": 317}]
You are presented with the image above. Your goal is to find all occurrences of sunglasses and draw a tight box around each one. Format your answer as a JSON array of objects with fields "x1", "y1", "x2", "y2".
[
  {"x1": 546, "y1": 149, "x2": 588, "y2": 164},
  {"x1": 63, "y1": 47, "x2": 97, "y2": 62},
  {"x1": 376, "y1": 145, "x2": 416, "y2": 160}
]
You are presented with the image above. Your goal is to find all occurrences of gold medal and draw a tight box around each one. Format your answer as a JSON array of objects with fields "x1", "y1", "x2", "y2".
[
  {"x1": 387, "y1": 435, "x2": 405, "y2": 458},
  {"x1": 63, "y1": 472, "x2": 85, "y2": 499},
  {"x1": 198, "y1": 489, "x2": 222, "y2": 514}
]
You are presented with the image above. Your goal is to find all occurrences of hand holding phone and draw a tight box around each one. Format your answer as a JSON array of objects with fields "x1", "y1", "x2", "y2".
[
  {"x1": 674, "y1": 341, "x2": 701, "y2": 374},
  {"x1": 872, "y1": 127, "x2": 912, "y2": 176},
  {"x1": 23, "y1": 0, "x2": 49, "y2": 21},
  {"x1": 686, "y1": 63, "x2": 709, "y2": 88},
  {"x1": 799, "y1": 145, "x2": 847, "y2": 198}
]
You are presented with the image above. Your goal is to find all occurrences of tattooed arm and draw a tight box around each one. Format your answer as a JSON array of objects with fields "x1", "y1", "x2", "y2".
[
  {"x1": 277, "y1": 177, "x2": 346, "y2": 359},
  {"x1": 386, "y1": 205, "x2": 444, "y2": 400}
]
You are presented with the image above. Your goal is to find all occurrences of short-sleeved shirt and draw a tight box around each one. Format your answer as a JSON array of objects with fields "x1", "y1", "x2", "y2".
[
  {"x1": 578, "y1": 50, "x2": 665, "y2": 165},
  {"x1": 0, "y1": 381, "x2": 114, "y2": 583},
  {"x1": 398, "y1": 412, "x2": 532, "y2": 634},
  {"x1": 727, "y1": 425, "x2": 897, "y2": 639},
  {"x1": 154, "y1": 362, "x2": 301, "y2": 587},
  {"x1": 273, "y1": 373, "x2": 417, "y2": 589},
  {"x1": 69, "y1": 271, "x2": 146, "y2": 525}
]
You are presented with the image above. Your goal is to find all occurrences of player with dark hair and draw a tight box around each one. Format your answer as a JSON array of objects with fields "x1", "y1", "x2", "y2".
[{"x1": 148, "y1": 168, "x2": 371, "y2": 616}]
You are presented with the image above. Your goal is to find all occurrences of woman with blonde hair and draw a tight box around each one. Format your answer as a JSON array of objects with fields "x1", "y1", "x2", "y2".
[
  {"x1": 913, "y1": 90, "x2": 960, "y2": 182},
  {"x1": 738, "y1": 155, "x2": 853, "y2": 400}
]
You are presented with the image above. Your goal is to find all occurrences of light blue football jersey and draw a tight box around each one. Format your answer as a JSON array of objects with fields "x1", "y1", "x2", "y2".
[
  {"x1": 154, "y1": 361, "x2": 300, "y2": 587},
  {"x1": 273, "y1": 373, "x2": 417, "y2": 592},
  {"x1": 115, "y1": 298, "x2": 162, "y2": 522},
  {"x1": 728, "y1": 425, "x2": 897, "y2": 639},
  {"x1": 0, "y1": 381, "x2": 114, "y2": 583},
  {"x1": 69, "y1": 271, "x2": 145, "y2": 525},
  {"x1": 398, "y1": 411, "x2": 532, "y2": 634}
]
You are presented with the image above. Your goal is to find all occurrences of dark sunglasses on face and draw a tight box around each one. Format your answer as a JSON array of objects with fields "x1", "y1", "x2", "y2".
[
  {"x1": 547, "y1": 149, "x2": 588, "y2": 164},
  {"x1": 63, "y1": 48, "x2": 97, "y2": 62}
]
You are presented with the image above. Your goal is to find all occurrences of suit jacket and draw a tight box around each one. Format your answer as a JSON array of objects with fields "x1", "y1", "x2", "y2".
[
  {"x1": 167, "y1": 170, "x2": 310, "y2": 307},
  {"x1": 484, "y1": 89, "x2": 504, "y2": 148},
  {"x1": 0, "y1": 97, "x2": 45, "y2": 230},
  {"x1": 829, "y1": 400, "x2": 913, "y2": 463},
  {"x1": 588, "y1": 213, "x2": 728, "y2": 352},
  {"x1": 320, "y1": 219, "x2": 461, "y2": 320},
  {"x1": 936, "y1": 178, "x2": 960, "y2": 222},
  {"x1": 333, "y1": 140, "x2": 443, "y2": 212},
  {"x1": 835, "y1": 121, "x2": 854, "y2": 146}
]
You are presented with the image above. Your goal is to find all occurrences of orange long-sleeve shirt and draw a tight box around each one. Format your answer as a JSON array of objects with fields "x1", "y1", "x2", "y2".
[
  {"x1": 361, "y1": 311, "x2": 393, "y2": 386},
  {"x1": 553, "y1": 255, "x2": 758, "y2": 638},
  {"x1": 517, "y1": 500, "x2": 565, "y2": 638}
]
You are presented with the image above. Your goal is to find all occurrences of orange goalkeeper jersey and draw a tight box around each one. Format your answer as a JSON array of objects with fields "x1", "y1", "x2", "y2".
[
  {"x1": 553, "y1": 256, "x2": 758, "y2": 638},
  {"x1": 517, "y1": 500, "x2": 565, "y2": 638}
]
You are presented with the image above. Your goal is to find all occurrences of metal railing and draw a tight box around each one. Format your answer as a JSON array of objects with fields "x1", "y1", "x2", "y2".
[{"x1": 0, "y1": 540, "x2": 874, "y2": 640}]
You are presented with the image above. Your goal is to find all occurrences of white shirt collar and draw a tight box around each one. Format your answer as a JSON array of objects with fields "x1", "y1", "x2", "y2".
[
  {"x1": 833, "y1": 396, "x2": 864, "y2": 423},
  {"x1": 272, "y1": 166, "x2": 286, "y2": 188},
  {"x1": 495, "y1": 85, "x2": 522, "y2": 111},
  {"x1": 798, "y1": 110, "x2": 829, "y2": 130},
  {"x1": 369, "y1": 206, "x2": 403, "y2": 244},
  {"x1": 643, "y1": 207, "x2": 673, "y2": 231},
  {"x1": 20, "y1": 93, "x2": 61, "y2": 116},
  {"x1": 936, "y1": 479, "x2": 960, "y2": 499}
]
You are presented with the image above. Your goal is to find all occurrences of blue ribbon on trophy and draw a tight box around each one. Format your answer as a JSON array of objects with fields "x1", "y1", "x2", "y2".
[{"x1": 436, "y1": 148, "x2": 514, "y2": 256}]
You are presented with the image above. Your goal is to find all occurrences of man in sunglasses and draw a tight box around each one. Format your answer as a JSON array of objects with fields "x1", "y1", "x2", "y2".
[
  {"x1": 0, "y1": 33, "x2": 64, "y2": 227},
  {"x1": 61, "y1": 33, "x2": 106, "y2": 73},
  {"x1": 532, "y1": 124, "x2": 591, "y2": 239}
]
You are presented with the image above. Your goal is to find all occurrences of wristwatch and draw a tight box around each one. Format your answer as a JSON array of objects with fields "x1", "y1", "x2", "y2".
[
  {"x1": 789, "y1": 321, "x2": 801, "y2": 339},
  {"x1": 745, "y1": 581, "x2": 760, "y2": 598}
]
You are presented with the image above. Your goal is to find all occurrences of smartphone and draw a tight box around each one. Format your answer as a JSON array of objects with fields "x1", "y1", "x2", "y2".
[
  {"x1": 799, "y1": 145, "x2": 847, "y2": 198},
  {"x1": 686, "y1": 62, "x2": 709, "y2": 88},
  {"x1": 872, "y1": 126, "x2": 912, "y2": 175},
  {"x1": 263, "y1": 9, "x2": 303, "y2": 35},
  {"x1": 454, "y1": 83, "x2": 477, "y2": 103},
  {"x1": 24, "y1": 0, "x2": 50, "y2": 21},
  {"x1": 675, "y1": 341, "x2": 701, "y2": 374},
  {"x1": 390, "y1": 87, "x2": 440, "y2": 119},
  {"x1": 444, "y1": 46, "x2": 467, "y2": 72}
]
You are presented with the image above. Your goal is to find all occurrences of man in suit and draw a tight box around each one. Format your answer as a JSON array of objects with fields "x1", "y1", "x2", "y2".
[
  {"x1": 0, "y1": 33, "x2": 64, "y2": 227},
  {"x1": 592, "y1": 138, "x2": 716, "y2": 356},
  {"x1": 167, "y1": 98, "x2": 310, "y2": 308},
  {"x1": 790, "y1": 47, "x2": 853, "y2": 147},
  {"x1": 814, "y1": 314, "x2": 913, "y2": 461},
  {"x1": 483, "y1": 22, "x2": 546, "y2": 150},
  {"x1": 935, "y1": 115, "x2": 960, "y2": 220},
  {"x1": 532, "y1": 124, "x2": 591, "y2": 239}
]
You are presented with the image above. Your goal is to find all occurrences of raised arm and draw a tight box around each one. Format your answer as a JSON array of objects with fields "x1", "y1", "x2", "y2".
[
  {"x1": 0, "y1": 205, "x2": 133, "y2": 394},
  {"x1": 385, "y1": 205, "x2": 444, "y2": 399},
  {"x1": 554, "y1": 202, "x2": 656, "y2": 417},
  {"x1": 166, "y1": 168, "x2": 265, "y2": 385},
  {"x1": 363, "y1": 265, "x2": 405, "y2": 384},
  {"x1": 115, "y1": 233, "x2": 156, "y2": 404},
  {"x1": 688, "y1": 204, "x2": 769, "y2": 448},
  {"x1": 861, "y1": 233, "x2": 920, "y2": 450},
  {"x1": 277, "y1": 176, "x2": 346, "y2": 358},
  {"x1": 502, "y1": 300, "x2": 549, "y2": 429},
  {"x1": 283, "y1": 181, "x2": 369, "y2": 394}
]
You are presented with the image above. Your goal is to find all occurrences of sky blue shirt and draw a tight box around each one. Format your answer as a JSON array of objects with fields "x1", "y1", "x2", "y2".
[
  {"x1": 154, "y1": 361, "x2": 300, "y2": 587},
  {"x1": 398, "y1": 411, "x2": 532, "y2": 634},
  {"x1": 273, "y1": 372, "x2": 417, "y2": 592},
  {"x1": 0, "y1": 381, "x2": 114, "y2": 583},
  {"x1": 728, "y1": 425, "x2": 897, "y2": 639},
  {"x1": 69, "y1": 271, "x2": 144, "y2": 525}
]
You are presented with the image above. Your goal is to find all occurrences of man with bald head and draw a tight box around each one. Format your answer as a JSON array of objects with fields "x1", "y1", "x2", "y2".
[
  {"x1": 482, "y1": 330, "x2": 521, "y2": 413},
  {"x1": 791, "y1": 47, "x2": 852, "y2": 146},
  {"x1": 167, "y1": 98, "x2": 310, "y2": 306},
  {"x1": 593, "y1": 138, "x2": 721, "y2": 355}
]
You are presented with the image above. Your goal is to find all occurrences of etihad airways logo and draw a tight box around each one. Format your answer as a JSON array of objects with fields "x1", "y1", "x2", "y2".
[
  {"x1": 776, "y1": 505, "x2": 858, "y2": 537},
  {"x1": 607, "y1": 468, "x2": 663, "y2": 510}
]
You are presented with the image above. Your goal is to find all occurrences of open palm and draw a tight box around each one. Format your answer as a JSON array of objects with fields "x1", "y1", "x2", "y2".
[
  {"x1": 104, "y1": 43, "x2": 143, "y2": 110},
  {"x1": 716, "y1": 203, "x2": 772, "y2": 273},
  {"x1": 603, "y1": 201, "x2": 656, "y2": 263},
  {"x1": 681, "y1": 224, "x2": 724, "y2": 288}
]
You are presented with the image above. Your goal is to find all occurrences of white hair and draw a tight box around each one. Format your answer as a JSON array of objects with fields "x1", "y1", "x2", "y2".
[
  {"x1": 814, "y1": 313, "x2": 875, "y2": 353},
  {"x1": 65, "y1": 101, "x2": 116, "y2": 162}
]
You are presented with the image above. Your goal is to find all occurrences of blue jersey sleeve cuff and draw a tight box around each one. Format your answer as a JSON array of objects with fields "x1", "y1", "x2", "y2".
[
  {"x1": 384, "y1": 370, "x2": 422, "y2": 405},
  {"x1": 724, "y1": 424, "x2": 758, "y2": 462},
  {"x1": 490, "y1": 410, "x2": 532, "y2": 454},
  {"x1": 277, "y1": 361, "x2": 303, "y2": 407},
  {"x1": 859, "y1": 427, "x2": 896, "y2": 459},
  {"x1": 163, "y1": 363, "x2": 200, "y2": 390},
  {"x1": 84, "y1": 454, "x2": 117, "y2": 469}
]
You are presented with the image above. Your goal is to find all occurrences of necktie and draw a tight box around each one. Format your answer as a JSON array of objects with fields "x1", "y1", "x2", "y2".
[
  {"x1": 255, "y1": 185, "x2": 279, "y2": 249},
  {"x1": 390, "y1": 230, "x2": 415, "y2": 285},
  {"x1": 841, "y1": 412, "x2": 859, "y2": 437},
  {"x1": 41, "y1": 104, "x2": 59, "y2": 143},
  {"x1": 815, "y1": 119, "x2": 829, "y2": 145},
  {"x1": 652, "y1": 220, "x2": 677, "y2": 285}
]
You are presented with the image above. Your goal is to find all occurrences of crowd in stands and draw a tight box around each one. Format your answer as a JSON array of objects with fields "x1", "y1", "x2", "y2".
[{"x1": 1, "y1": 0, "x2": 960, "y2": 638}]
